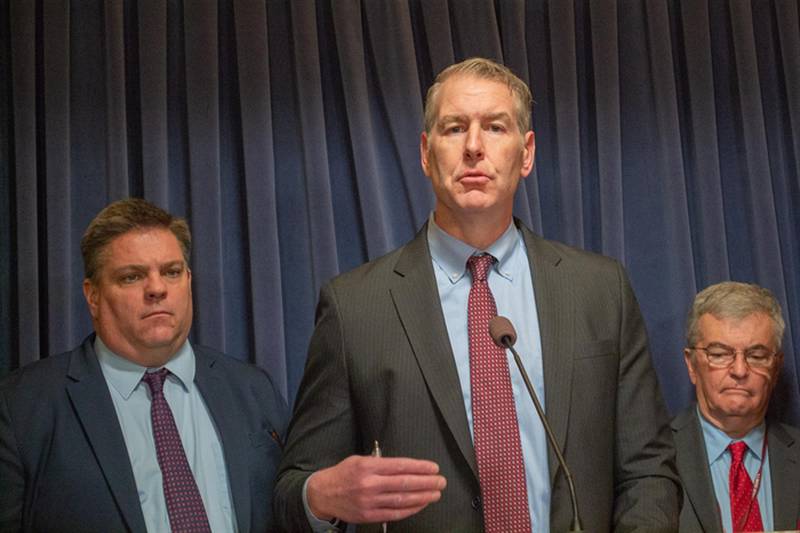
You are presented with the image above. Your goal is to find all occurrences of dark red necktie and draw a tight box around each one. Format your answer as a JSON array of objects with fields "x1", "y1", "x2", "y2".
[
  {"x1": 142, "y1": 369, "x2": 212, "y2": 533},
  {"x1": 467, "y1": 254, "x2": 531, "y2": 532},
  {"x1": 729, "y1": 441, "x2": 763, "y2": 532}
]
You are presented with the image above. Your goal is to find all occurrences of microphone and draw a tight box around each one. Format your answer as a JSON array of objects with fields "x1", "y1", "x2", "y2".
[{"x1": 489, "y1": 316, "x2": 584, "y2": 533}]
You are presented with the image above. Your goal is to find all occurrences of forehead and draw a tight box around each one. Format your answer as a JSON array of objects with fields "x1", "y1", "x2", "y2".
[
  {"x1": 435, "y1": 75, "x2": 516, "y2": 117},
  {"x1": 696, "y1": 312, "x2": 774, "y2": 345},
  {"x1": 102, "y1": 228, "x2": 183, "y2": 267}
]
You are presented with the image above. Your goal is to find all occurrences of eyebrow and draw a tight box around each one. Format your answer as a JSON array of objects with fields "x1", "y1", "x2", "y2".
[
  {"x1": 705, "y1": 341, "x2": 772, "y2": 350},
  {"x1": 437, "y1": 112, "x2": 514, "y2": 127},
  {"x1": 110, "y1": 260, "x2": 185, "y2": 275}
]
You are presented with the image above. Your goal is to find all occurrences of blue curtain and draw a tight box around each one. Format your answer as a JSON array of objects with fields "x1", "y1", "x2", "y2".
[{"x1": 2, "y1": 0, "x2": 799, "y2": 424}]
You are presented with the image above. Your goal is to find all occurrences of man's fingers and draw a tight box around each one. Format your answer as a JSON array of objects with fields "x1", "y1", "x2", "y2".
[
  {"x1": 369, "y1": 472, "x2": 447, "y2": 493},
  {"x1": 369, "y1": 457, "x2": 440, "y2": 475},
  {"x1": 361, "y1": 503, "x2": 432, "y2": 525},
  {"x1": 372, "y1": 489, "x2": 444, "y2": 509}
]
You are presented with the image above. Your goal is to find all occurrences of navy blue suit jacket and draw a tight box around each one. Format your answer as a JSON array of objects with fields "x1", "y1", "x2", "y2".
[{"x1": 0, "y1": 335, "x2": 287, "y2": 533}]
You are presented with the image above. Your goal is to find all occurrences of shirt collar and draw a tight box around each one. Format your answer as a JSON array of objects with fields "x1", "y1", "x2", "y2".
[
  {"x1": 697, "y1": 405, "x2": 767, "y2": 463},
  {"x1": 426, "y1": 212, "x2": 519, "y2": 284},
  {"x1": 95, "y1": 336, "x2": 196, "y2": 399}
]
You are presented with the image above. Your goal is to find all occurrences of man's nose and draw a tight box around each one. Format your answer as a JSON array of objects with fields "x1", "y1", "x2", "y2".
[
  {"x1": 728, "y1": 352, "x2": 750, "y2": 378},
  {"x1": 464, "y1": 124, "x2": 484, "y2": 160},
  {"x1": 145, "y1": 273, "x2": 167, "y2": 300}
]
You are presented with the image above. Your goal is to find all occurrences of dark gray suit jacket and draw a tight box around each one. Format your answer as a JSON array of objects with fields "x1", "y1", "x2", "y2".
[
  {"x1": 0, "y1": 335, "x2": 288, "y2": 533},
  {"x1": 275, "y1": 222, "x2": 680, "y2": 532},
  {"x1": 672, "y1": 406, "x2": 800, "y2": 532}
]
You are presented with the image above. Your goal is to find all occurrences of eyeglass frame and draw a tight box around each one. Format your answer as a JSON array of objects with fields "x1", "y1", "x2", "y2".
[{"x1": 686, "y1": 343, "x2": 781, "y2": 369}]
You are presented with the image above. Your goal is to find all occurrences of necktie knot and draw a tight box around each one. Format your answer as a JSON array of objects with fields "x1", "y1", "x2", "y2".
[
  {"x1": 729, "y1": 441, "x2": 748, "y2": 464},
  {"x1": 467, "y1": 254, "x2": 495, "y2": 282},
  {"x1": 142, "y1": 368, "x2": 170, "y2": 395}
]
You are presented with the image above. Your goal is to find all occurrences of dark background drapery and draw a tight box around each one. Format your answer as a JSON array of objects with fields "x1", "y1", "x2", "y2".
[{"x1": 2, "y1": 0, "x2": 799, "y2": 424}]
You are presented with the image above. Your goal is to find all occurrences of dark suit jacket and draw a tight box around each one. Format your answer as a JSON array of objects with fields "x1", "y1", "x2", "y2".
[
  {"x1": 0, "y1": 335, "x2": 288, "y2": 533},
  {"x1": 275, "y1": 222, "x2": 680, "y2": 532},
  {"x1": 672, "y1": 406, "x2": 800, "y2": 532}
]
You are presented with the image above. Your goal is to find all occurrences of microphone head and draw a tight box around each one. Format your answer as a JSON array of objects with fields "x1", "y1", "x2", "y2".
[{"x1": 489, "y1": 316, "x2": 517, "y2": 347}]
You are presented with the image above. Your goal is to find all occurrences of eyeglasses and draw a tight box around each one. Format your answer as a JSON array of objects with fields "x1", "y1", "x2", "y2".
[{"x1": 689, "y1": 344, "x2": 778, "y2": 369}]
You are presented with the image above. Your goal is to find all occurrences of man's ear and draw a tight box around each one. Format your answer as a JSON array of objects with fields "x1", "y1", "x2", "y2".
[
  {"x1": 774, "y1": 351, "x2": 784, "y2": 379},
  {"x1": 520, "y1": 130, "x2": 535, "y2": 177},
  {"x1": 83, "y1": 279, "x2": 99, "y2": 319},
  {"x1": 683, "y1": 348, "x2": 698, "y2": 385},
  {"x1": 420, "y1": 131, "x2": 431, "y2": 177}
]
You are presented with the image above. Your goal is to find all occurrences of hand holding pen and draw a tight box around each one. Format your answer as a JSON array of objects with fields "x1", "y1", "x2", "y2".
[{"x1": 371, "y1": 441, "x2": 388, "y2": 533}]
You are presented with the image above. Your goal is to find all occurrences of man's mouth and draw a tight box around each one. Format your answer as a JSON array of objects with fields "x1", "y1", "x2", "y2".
[
  {"x1": 458, "y1": 171, "x2": 490, "y2": 184},
  {"x1": 142, "y1": 311, "x2": 172, "y2": 319},
  {"x1": 721, "y1": 387, "x2": 752, "y2": 396}
]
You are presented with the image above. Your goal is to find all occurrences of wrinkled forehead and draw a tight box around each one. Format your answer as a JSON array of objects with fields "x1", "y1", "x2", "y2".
[{"x1": 697, "y1": 312, "x2": 775, "y2": 340}]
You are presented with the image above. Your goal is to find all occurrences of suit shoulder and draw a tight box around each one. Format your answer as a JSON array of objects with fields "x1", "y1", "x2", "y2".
[
  {"x1": 774, "y1": 420, "x2": 800, "y2": 442},
  {"x1": 527, "y1": 230, "x2": 622, "y2": 272},
  {"x1": 670, "y1": 405, "x2": 698, "y2": 432},
  {"x1": 325, "y1": 243, "x2": 408, "y2": 291},
  {"x1": 0, "y1": 351, "x2": 72, "y2": 395},
  {"x1": 194, "y1": 345, "x2": 280, "y2": 386}
]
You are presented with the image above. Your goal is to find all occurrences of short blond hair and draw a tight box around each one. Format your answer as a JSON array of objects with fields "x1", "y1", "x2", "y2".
[{"x1": 423, "y1": 57, "x2": 533, "y2": 134}]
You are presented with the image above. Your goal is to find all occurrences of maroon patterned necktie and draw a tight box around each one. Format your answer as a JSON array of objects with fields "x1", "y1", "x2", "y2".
[
  {"x1": 729, "y1": 441, "x2": 763, "y2": 532},
  {"x1": 467, "y1": 254, "x2": 532, "y2": 532},
  {"x1": 142, "y1": 369, "x2": 212, "y2": 533}
]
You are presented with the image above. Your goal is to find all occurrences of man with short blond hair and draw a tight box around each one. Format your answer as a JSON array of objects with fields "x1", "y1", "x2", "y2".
[
  {"x1": 0, "y1": 198, "x2": 287, "y2": 532},
  {"x1": 275, "y1": 57, "x2": 679, "y2": 532},
  {"x1": 673, "y1": 281, "x2": 800, "y2": 532}
]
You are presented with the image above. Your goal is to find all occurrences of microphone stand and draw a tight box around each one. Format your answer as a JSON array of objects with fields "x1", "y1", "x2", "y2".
[{"x1": 500, "y1": 334, "x2": 584, "y2": 533}]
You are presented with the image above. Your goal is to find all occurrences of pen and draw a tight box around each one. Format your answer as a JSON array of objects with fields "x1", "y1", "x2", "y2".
[{"x1": 371, "y1": 441, "x2": 387, "y2": 533}]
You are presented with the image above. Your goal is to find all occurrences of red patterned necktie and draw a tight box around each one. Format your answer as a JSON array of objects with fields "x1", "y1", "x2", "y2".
[
  {"x1": 467, "y1": 254, "x2": 532, "y2": 532},
  {"x1": 729, "y1": 441, "x2": 763, "y2": 532},
  {"x1": 142, "y1": 369, "x2": 212, "y2": 533}
]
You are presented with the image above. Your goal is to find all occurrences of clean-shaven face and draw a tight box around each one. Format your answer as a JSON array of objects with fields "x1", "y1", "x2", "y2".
[
  {"x1": 420, "y1": 74, "x2": 534, "y2": 229},
  {"x1": 83, "y1": 228, "x2": 193, "y2": 367},
  {"x1": 684, "y1": 312, "x2": 782, "y2": 435}
]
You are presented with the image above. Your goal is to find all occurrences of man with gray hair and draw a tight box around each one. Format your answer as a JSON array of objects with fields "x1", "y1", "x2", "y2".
[
  {"x1": 276, "y1": 57, "x2": 679, "y2": 531},
  {"x1": 672, "y1": 281, "x2": 800, "y2": 532}
]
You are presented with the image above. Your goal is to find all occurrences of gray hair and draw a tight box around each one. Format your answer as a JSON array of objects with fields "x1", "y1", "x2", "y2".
[
  {"x1": 686, "y1": 281, "x2": 785, "y2": 350},
  {"x1": 423, "y1": 57, "x2": 533, "y2": 134}
]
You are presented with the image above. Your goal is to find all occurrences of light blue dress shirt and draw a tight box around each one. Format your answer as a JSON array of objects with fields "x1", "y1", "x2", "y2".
[
  {"x1": 96, "y1": 336, "x2": 238, "y2": 533},
  {"x1": 428, "y1": 215, "x2": 550, "y2": 532},
  {"x1": 699, "y1": 408, "x2": 773, "y2": 533}
]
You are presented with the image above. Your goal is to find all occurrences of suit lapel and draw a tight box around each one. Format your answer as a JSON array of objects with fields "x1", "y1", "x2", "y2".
[
  {"x1": 65, "y1": 337, "x2": 147, "y2": 533},
  {"x1": 521, "y1": 227, "x2": 573, "y2": 482},
  {"x1": 768, "y1": 422, "x2": 799, "y2": 529},
  {"x1": 673, "y1": 408, "x2": 722, "y2": 531},
  {"x1": 193, "y1": 349, "x2": 251, "y2": 533},
  {"x1": 390, "y1": 226, "x2": 478, "y2": 479}
]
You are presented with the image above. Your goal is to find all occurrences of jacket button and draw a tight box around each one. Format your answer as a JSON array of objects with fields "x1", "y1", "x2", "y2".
[{"x1": 471, "y1": 496, "x2": 481, "y2": 510}]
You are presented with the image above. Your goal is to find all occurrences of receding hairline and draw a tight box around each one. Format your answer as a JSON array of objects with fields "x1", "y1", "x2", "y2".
[{"x1": 423, "y1": 58, "x2": 533, "y2": 134}]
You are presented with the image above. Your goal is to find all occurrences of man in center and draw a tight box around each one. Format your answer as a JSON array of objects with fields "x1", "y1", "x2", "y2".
[{"x1": 275, "y1": 57, "x2": 680, "y2": 531}]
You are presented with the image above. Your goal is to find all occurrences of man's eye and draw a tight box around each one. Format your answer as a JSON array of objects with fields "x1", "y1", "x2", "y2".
[
  {"x1": 445, "y1": 125, "x2": 464, "y2": 134},
  {"x1": 164, "y1": 268, "x2": 183, "y2": 278},
  {"x1": 746, "y1": 349, "x2": 770, "y2": 360},
  {"x1": 120, "y1": 274, "x2": 141, "y2": 284},
  {"x1": 488, "y1": 124, "x2": 505, "y2": 133},
  {"x1": 706, "y1": 349, "x2": 733, "y2": 358}
]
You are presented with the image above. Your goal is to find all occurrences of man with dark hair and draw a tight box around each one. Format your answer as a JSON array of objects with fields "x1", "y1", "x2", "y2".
[
  {"x1": 275, "y1": 57, "x2": 680, "y2": 531},
  {"x1": 0, "y1": 197, "x2": 287, "y2": 532},
  {"x1": 673, "y1": 281, "x2": 800, "y2": 532}
]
